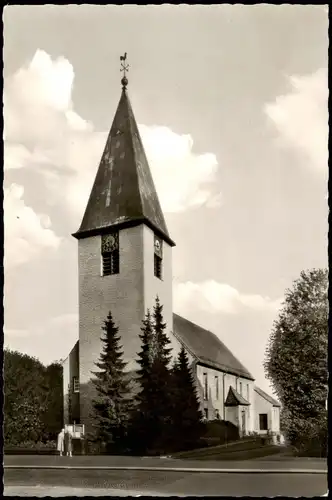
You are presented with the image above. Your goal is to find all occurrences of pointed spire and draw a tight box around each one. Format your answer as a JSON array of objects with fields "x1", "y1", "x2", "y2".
[{"x1": 73, "y1": 59, "x2": 175, "y2": 247}]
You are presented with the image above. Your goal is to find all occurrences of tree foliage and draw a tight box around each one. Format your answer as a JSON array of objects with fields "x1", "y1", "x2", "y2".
[
  {"x1": 264, "y1": 268, "x2": 328, "y2": 454},
  {"x1": 136, "y1": 309, "x2": 154, "y2": 398},
  {"x1": 172, "y1": 346, "x2": 204, "y2": 450},
  {"x1": 132, "y1": 297, "x2": 204, "y2": 454},
  {"x1": 132, "y1": 298, "x2": 174, "y2": 453},
  {"x1": 130, "y1": 310, "x2": 154, "y2": 453},
  {"x1": 4, "y1": 350, "x2": 63, "y2": 445},
  {"x1": 42, "y1": 363, "x2": 64, "y2": 438},
  {"x1": 149, "y1": 296, "x2": 174, "y2": 449},
  {"x1": 91, "y1": 311, "x2": 132, "y2": 452}
]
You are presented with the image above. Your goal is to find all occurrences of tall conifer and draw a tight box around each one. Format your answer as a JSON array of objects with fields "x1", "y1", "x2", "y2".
[
  {"x1": 136, "y1": 310, "x2": 154, "y2": 390},
  {"x1": 149, "y1": 296, "x2": 174, "y2": 452},
  {"x1": 172, "y1": 346, "x2": 204, "y2": 450},
  {"x1": 133, "y1": 297, "x2": 175, "y2": 454},
  {"x1": 130, "y1": 310, "x2": 155, "y2": 453},
  {"x1": 91, "y1": 311, "x2": 131, "y2": 452},
  {"x1": 153, "y1": 296, "x2": 172, "y2": 365}
]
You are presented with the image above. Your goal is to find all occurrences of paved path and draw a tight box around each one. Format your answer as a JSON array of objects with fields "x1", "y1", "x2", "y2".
[{"x1": 4, "y1": 468, "x2": 328, "y2": 497}]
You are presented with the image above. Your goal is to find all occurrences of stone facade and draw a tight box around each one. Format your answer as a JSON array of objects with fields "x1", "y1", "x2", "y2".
[
  {"x1": 78, "y1": 224, "x2": 175, "y2": 432},
  {"x1": 196, "y1": 364, "x2": 255, "y2": 432}
]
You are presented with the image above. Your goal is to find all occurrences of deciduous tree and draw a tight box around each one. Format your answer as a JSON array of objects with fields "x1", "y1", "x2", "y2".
[
  {"x1": 264, "y1": 269, "x2": 328, "y2": 455},
  {"x1": 4, "y1": 350, "x2": 63, "y2": 445}
]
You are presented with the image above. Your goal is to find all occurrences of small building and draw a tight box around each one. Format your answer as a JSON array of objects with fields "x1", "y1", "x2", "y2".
[
  {"x1": 254, "y1": 386, "x2": 281, "y2": 434},
  {"x1": 62, "y1": 62, "x2": 281, "y2": 440}
]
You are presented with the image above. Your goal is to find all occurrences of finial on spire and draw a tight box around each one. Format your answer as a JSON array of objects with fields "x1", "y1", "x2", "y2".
[{"x1": 120, "y1": 52, "x2": 129, "y2": 89}]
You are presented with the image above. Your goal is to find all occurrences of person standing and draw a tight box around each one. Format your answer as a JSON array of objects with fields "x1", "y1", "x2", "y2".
[
  {"x1": 64, "y1": 429, "x2": 73, "y2": 457},
  {"x1": 57, "y1": 429, "x2": 65, "y2": 457}
]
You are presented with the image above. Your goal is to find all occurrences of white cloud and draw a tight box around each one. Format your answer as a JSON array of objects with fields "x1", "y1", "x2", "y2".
[
  {"x1": 174, "y1": 280, "x2": 282, "y2": 394},
  {"x1": 4, "y1": 49, "x2": 221, "y2": 227},
  {"x1": 139, "y1": 125, "x2": 219, "y2": 212},
  {"x1": 4, "y1": 183, "x2": 61, "y2": 269},
  {"x1": 4, "y1": 313, "x2": 78, "y2": 365},
  {"x1": 174, "y1": 280, "x2": 282, "y2": 316},
  {"x1": 264, "y1": 68, "x2": 328, "y2": 172}
]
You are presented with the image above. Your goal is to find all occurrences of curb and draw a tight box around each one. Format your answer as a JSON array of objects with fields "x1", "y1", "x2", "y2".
[{"x1": 4, "y1": 465, "x2": 327, "y2": 474}]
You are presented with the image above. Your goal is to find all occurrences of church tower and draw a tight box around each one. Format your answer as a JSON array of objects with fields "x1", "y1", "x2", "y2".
[{"x1": 73, "y1": 58, "x2": 175, "y2": 429}]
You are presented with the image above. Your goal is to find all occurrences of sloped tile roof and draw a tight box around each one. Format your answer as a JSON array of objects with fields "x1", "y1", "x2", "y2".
[
  {"x1": 254, "y1": 386, "x2": 281, "y2": 407},
  {"x1": 225, "y1": 386, "x2": 250, "y2": 406},
  {"x1": 73, "y1": 88, "x2": 174, "y2": 246},
  {"x1": 173, "y1": 314, "x2": 254, "y2": 380}
]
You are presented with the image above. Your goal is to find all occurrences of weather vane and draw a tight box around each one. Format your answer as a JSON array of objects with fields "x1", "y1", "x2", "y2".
[{"x1": 120, "y1": 52, "x2": 129, "y2": 88}]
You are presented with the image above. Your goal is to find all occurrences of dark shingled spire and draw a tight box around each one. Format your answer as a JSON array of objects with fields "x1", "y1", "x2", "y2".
[{"x1": 73, "y1": 86, "x2": 174, "y2": 246}]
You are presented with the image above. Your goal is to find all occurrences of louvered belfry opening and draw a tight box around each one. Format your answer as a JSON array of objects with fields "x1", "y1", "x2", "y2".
[
  {"x1": 154, "y1": 254, "x2": 162, "y2": 279},
  {"x1": 102, "y1": 250, "x2": 119, "y2": 276}
]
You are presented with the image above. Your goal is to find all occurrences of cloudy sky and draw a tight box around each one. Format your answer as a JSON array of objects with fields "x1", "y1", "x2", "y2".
[{"x1": 4, "y1": 5, "x2": 328, "y2": 394}]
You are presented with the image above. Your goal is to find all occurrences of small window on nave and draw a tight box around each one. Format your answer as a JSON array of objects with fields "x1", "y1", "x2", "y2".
[
  {"x1": 203, "y1": 372, "x2": 208, "y2": 400},
  {"x1": 215, "y1": 375, "x2": 219, "y2": 399}
]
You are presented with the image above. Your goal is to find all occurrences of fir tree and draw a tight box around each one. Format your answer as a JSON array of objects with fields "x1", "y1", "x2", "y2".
[
  {"x1": 130, "y1": 310, "x2": 155, "y2": 453},
  {"x1": 148, "y1": 296, "x2": 174, "y2": 452},
  {"x1": 172, "y1": 357, "x2": 179, "y2": 374},
  {"x1": 132, "y1": 297, "x2": 175, "y2": 454},
  {"x1": 91, "y1": 311, "x2": 131, "y2": 452},
  {"x1": 153, "y1": 296, "x2": 172, "y2": 365},
  {"x1": 136, "y1": 310, "x2": 154, "y2": 389},
  {"x1": 172, "y1": 346, "x2": 204, "y2": 450}
]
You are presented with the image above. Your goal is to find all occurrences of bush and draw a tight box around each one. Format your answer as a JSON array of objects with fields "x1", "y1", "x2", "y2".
[
  {"x1": 5, "y1": 439, "x2": 57, "y2": 450},
  {"x1": 4, "y1": 440, "x2": 57, "y2": 455},
  {"x1": 10, "y1": 441, "x2": 57, "y2": 450},
  {"x1": 292, "y1": 427, "x2": 327, "y2": 458},
  {"x1": 203, "y1": 419, "x2": 240, "y2": 444}
]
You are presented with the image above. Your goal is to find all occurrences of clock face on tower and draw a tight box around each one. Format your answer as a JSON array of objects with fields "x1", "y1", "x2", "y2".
[
  {"x1": 154, "y1": 235, "x2": 163, "y2": 257},
  {"x1": 102, "y1": 232, "x2": 119, "y2": 253}
]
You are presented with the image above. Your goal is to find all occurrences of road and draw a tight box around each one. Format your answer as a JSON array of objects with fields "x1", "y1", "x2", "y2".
[
  {"x1": 4, "y1": 454, "x2": 328, "y2": 470},
  {"x1": 4, "y1": 455, "x2": 328, "y2": 497}
]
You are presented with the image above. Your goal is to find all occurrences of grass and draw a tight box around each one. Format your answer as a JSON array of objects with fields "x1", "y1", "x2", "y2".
[{"x1": 171, "y1": 437, "x2": 284, "y2": 461}]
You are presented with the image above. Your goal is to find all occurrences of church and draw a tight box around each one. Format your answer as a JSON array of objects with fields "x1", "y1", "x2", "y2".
[{"x1": 62, "y1": 60, "x2": 281, "y2": 443}]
